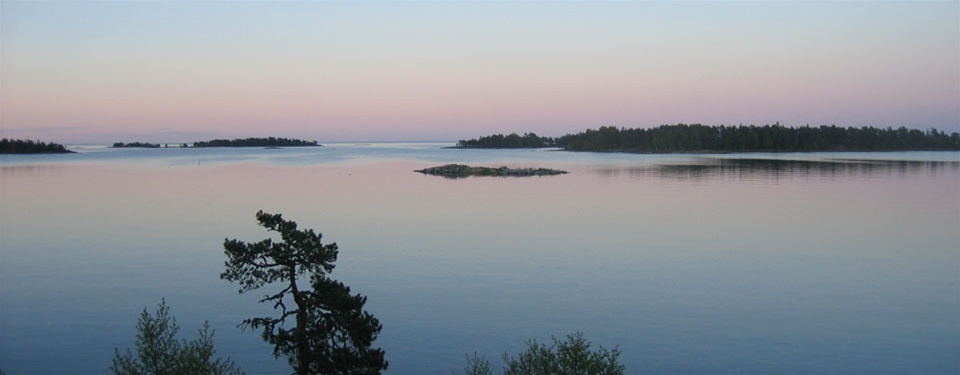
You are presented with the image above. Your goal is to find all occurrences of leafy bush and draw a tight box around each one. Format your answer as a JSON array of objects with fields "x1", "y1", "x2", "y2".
[
  {"x1": 111, "y1": 299, "x2": 243, "y2": 375},
  {"x1": 464, "y1": 332, "x2": 624, "y2": 375}
]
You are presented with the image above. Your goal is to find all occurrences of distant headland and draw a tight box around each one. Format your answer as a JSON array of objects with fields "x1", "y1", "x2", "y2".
[
  {"x1": 455, "y1": 124, "x2": 960, "y2": 153},
  {"x1": 0, "y1": 139, "x2": 74, "y2": 154}
]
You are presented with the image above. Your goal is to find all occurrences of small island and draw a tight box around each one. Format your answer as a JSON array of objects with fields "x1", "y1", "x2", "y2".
[
  {"x1": 192, "y1": 137, "x2": 320, "y2": 148},
  {"x1": 112, "y1": 142, "x2": 161, "y2": 148},
  {"x1": 0, "y1": 138, "x2": 74, "y2": 154},
  {"x1": 415, "y1": 164, "x2": 568, "y2": 178}
]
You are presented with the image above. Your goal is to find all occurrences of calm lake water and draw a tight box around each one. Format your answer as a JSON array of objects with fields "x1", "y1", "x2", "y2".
[{"x1": 1, "y1": 144, "x2": 958, "y2": 375}]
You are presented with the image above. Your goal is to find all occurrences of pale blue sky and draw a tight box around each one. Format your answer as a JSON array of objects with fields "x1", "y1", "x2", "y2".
[{"x1": 2, "y1": 1, "x2": 958, "y2": 143}]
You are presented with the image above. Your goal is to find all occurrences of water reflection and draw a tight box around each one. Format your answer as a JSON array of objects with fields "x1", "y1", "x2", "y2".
[
  {"x1": 590, "y1": 157, "x2": 960, "y2": 181},
  {"x1": 1, "y1": 149, "x2": 958, "y2": 375},
  {"x1": 0, "y1": 164, "x2": 66, "y2": 175}
]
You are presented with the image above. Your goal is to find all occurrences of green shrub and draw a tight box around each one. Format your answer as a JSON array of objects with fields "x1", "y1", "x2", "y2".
[
  {"x1": 464, "y1": 332, "x2": 624, "y2": 375},
  {"x1": 111, "y1": 299, "x2": 242, "y2": 375}
]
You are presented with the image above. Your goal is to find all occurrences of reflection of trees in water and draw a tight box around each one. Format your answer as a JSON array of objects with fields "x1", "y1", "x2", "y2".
[
  {"x1": 0, "y1": 164, "x2": 66, "y2": 176},
  {"x1": 591, "y1": 158, "x2": 960, "y2": 181}
]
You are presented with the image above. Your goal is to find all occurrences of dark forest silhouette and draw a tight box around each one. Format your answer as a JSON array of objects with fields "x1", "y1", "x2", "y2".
[
  {"x1": 0, "y1": 139, "x2": 73, "y2": 154},
  {"x1": 457, "y1": 124, "x2": 960, "y2": 152},
  {"x1": 193, "y1": 137, "x2": 319, "y2": 148}
]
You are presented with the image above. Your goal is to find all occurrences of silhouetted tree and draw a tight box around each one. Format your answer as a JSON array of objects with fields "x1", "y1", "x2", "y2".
[
  {"x1": 221, "y1": 211, "x2": 386, "y2": 375},
  {"x1": 111, "y1": 299, "x2": 243, "y2": 375}
]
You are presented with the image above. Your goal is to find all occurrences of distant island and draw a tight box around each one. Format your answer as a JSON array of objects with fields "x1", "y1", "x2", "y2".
[
  {"x1": 109, "y1": 138, "x2": 316, "y2": 148},
  {"x1": 113, "y1": 142, "x2": 192, "y2": 148},
  {"x1": 192, "y1": 137, "x2": 320, "y2": 148},
  {"x1": 456, "y1": 124, "x2": 960, "y2": 153},
  {"x1": 0, "y1": 138, "x2": 74, "y2": 154},
  {"x1": 415, "y1": 164, "x2": 568, "y2": 178},
  {"x1": 112, "y1": 142, "x2": 161, "y2": 148}
]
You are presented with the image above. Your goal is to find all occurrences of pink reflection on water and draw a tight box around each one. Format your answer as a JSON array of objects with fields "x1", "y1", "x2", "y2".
[{"x1": 1, "y1": 154, "x2": 958, "y2": 374}]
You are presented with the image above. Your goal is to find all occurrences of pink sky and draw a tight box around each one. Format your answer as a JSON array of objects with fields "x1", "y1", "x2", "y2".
[{"x1": 2, "y1": 1, "x2": 958, "y2": 144}]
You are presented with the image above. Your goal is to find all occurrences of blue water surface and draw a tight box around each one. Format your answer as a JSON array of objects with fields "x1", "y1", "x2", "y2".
[{"x1": 1, "y1": 144, "x2": 958, "y2": 374}]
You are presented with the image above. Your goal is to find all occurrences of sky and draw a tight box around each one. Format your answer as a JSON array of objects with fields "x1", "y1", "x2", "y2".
[{"x1": 1, "y1": 1, "x2": 958, "y2": 144}]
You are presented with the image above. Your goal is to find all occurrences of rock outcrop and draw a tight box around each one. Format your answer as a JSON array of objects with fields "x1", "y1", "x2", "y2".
[{"x1": 414, "y1": 164, "x2": 568, "y2": 178}]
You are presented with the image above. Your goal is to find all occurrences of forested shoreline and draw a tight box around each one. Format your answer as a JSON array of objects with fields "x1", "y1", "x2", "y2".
[
  {"x1": 193, "y1": 137, "x2": 319, "y2": 147},
  {"x1": 0, "y1": 139, "x2": 74, "y2": 154},
  {"x1": 455, "y1": 132, "x2": 557, "y2": 148},
  {"x1": 457, "y1": 124, "x2": 960, "y2": 153}
]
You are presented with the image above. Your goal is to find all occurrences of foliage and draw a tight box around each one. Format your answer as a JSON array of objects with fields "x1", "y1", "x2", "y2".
[
  {"x1": 463, "y1": 353, "x2": 493, "y2": 375},
  {"x1": 111, "y1": 299, "x2": 243, "y2": 375},
  {"x1": 193, "y1": 137, "x2": 319, "y2": 147},
  {"x1": 221, "y1": 211, "x2": 387, "y2": 375},
  {"x1": 457, "y1": 133, "x2": 556, "y2": 148},
  {"x1": 464, "y1": 332, "x2": 624, "y2": 375},
  {"x1": 0, "y1": 138, "x2": 73, "y2": 154}
]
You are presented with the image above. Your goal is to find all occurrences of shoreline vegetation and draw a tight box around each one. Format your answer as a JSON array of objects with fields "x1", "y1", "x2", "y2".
[
  {"x1": 0, "y1": 139, "x2": 74, "y2": 154},
  {"x1": 455, "y1": 124, "x2": 960, "y2": 153},
  {"x1": 415, "y1": 164, "x2": 568, "y2": 178},
  {"x1": 192, "y1": 137, "x2": 319, "y2": 148}
]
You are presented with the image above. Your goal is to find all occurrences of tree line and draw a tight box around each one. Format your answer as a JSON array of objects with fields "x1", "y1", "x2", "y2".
[
  {"x1": 0, "y1": 138, "x2": 73, "y2": 154},
  {"x1": 458, "y1": 124, "x2": 960, "y2": 152},
  {"x1": 456, "y1": 133, "x2": 556, "y2": 148},
  {"x1": 192, "y1": 137, "x2": 319, "y2": 148}
]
